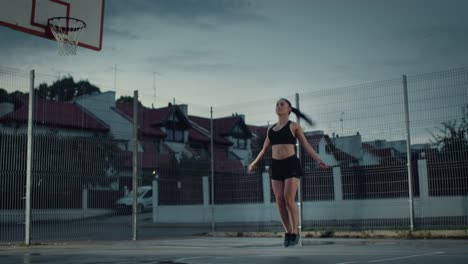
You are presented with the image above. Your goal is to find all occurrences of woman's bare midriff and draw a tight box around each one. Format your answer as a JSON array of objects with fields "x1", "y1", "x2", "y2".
[{"x1": 272, "y1": 144, "x2": 296, "y2": 160}]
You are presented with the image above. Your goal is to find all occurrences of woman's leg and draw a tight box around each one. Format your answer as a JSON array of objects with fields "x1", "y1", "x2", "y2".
[
  {"x1": 284, "y1": 177, "x2": 299, "y2": 234},
  {"x1": 271, "y1": 179, "x2": 292, "y2": 233}
]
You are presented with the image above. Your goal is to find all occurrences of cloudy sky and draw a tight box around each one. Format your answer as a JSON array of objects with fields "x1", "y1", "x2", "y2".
[{"x1": 1, "y1": 0, "x2": 467, "y2": 136}]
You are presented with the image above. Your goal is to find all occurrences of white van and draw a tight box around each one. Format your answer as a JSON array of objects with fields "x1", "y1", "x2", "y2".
[{"x1": 115, "y1": 186, "x2": 153, "y2": 213}]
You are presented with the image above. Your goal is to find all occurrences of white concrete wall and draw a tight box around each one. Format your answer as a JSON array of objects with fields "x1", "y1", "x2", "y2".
[
  {"x1": 153, "y1": 198, "x2": 468, "y2": 224},
  {"x1": 0, "y1": 209, "x2": 113, "y2": 223},
  {"x1": 152, "y1": 197, "x2": 468, "y2": 224}
]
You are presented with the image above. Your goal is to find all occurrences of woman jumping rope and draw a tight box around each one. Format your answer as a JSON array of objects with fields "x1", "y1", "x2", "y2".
[{"x1": 248, "y1": 98, "x2": 328, "y2": 247}]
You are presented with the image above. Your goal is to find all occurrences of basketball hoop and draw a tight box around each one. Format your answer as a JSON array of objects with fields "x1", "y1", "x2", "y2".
[{"x1": 47, "y1": 17, "x2": 86, "y2": 56}]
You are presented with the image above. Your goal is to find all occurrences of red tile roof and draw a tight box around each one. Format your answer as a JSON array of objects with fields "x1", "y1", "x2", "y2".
[
  {"x1": 188, "y1": 127, "x2": 211, "y2": 143},
  {"x1": 189, "y1": 116, "x2": 233, "y2": 145},
  {"x1": 212, "y1": 116, "x2": 241, "y2": 136},
  {"x1": 247, "y1": 125, "x2": 268, "y2": 139},
  {"x1": 306, "y1": 134, "x2": 324, "y2": 149},
  {"x1": 189, "y1": 115, "x2": 210, "y2": 129},
  {"x1": 115, "y1": 103, "x2": 169, "y2": 137},
  {"x1": 190, "y1": 115, "x2": 244, "y2": 136},
  {"x1": 361, "y1": 143, "x2": 406, "y2": 165},
  {"x1": 362, "y1": 143, "x2": 394, "y2": 158},
  {"x1": 0, "y1": 97, "x2": 108, "y2": 132}
]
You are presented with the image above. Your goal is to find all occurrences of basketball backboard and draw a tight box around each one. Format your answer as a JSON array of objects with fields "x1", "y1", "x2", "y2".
[{"x1": 0, "y1": 0, "x2": 104, "y2": 51}]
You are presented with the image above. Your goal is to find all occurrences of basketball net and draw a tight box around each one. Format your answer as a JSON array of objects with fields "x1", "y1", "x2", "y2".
[{"x1": 48, "y1": 17, "x2": 86, "y2": 56}]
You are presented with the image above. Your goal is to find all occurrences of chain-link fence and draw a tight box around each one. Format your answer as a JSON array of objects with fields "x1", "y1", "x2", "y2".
[{"x1": 1, "y1": 66, "x2": 467, "y2": 244}]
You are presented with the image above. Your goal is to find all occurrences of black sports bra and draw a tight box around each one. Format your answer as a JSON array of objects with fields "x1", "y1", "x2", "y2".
[{"x1": 268, "y1": 120, "x2": 296, "y2": 145}]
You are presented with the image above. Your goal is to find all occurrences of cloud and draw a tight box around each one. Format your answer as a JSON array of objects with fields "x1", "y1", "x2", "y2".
[
  {"x1": 399, "y1": 25, "x2": 468, "y2": 57},
  {"x1": 0, "y1": 27, "x2": 53, "y2": 51},
  {"x1": 364, "y1": 24, "x2": 468, "y2": 72},
  {"x1": 148, "y1": 49, "x2": 237, "y2": 72},
  {"x1": 106, "y1": 0, "x2": 268, "y2": 28},
  {"x1": 151, "y1": 49, "x2": 212, "y2": 63},
  {"x1": 104, "y1": 26, "x2": 141, "y2": 41}
]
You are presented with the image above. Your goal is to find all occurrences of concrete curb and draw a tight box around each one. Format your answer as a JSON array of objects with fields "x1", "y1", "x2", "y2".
[
  {"x1": 204, "y1": 230, "x2": 468, "y2": 239},
  {"x1": 0, "y1": 209, "x2": 114, "y2": 224}
]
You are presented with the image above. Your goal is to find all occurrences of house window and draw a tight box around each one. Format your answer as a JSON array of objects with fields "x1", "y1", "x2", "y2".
[
  {"x1": 237, "y1": 138, "x2": 247, "y2": 149},
  {"x1": 167, "y1": 128, "x2": 184, "y2": 142}
]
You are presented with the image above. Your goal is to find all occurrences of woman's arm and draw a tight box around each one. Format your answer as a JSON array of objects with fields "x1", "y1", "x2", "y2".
[
  {"x1": 293, "y1": 122, "x2": 329, "y2": 169},
  {"x1": 247, "y1": 130, "x2": 271, "y2": 173}
]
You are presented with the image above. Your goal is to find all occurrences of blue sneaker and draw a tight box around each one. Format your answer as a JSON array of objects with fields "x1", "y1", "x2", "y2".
[
  {"x1": 283, "y1": 233, "x2": 291, "y2": 247},
  {"x1": 289, "y1": 233, "x2": 300, "y2": 246}
]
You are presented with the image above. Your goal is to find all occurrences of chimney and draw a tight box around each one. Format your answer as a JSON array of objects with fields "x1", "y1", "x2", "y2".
[{"x1": 178, "y1": 104, "x2": 188, "y2": 117}]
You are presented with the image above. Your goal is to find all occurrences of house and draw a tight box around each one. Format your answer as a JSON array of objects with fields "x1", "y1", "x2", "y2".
[
  {"x1": 361, "y1": 143, "x2": 405, "y2": 166},
  {"x1": 0, "y1": 96, "x2": 116, "y2": 192},
  {"x1": 331, "y1": 133, "x2": 363, "y2": 160},
  {"x1": 112, "y1": 101, "x2": 197, "y2": 189},
  {"x1": 364, "y1": 139, "x2": 407, "y2": 154},
  {"x1": 329, "y1": 133, "x2": 406, "y2": 166},
  {"x1": 115, "y1": 101, "x2": 192, "y2": 160},
  {"x1": 246, "y1": 123, "x2": 270, "y2": 155},
  {"x1": 0, "y1": 96, "x2": 109, "y2": 136},
  {"x1": 189, "y1": 114, "x2": 252, "y2": 174},
  {"x1": 74, "y1": 91, "x2": 134, "y2": 151},
  {"x1": 303, "y1": 131, "x2": 358, "y2": 169}
]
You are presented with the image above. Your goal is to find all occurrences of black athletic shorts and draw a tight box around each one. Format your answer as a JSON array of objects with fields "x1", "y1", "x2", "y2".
[{"x1": 271, "y1": 154, "x2": 303, "y2": 181}]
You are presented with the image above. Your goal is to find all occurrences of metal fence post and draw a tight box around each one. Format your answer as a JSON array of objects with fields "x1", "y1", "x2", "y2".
[
  {"x1": 402, "y1": 75, "x2": 415, "y2": 231},
  {"x1": 210, "y1": 106, "x2": 215, "y2": 232},
  {"x1": 25, "y1": 70, "x2": 34, "y2": 245},
  {"x1": 295, "y1": 93, "x2": 303, "y2": 246},
  {"x1": 132, "y1": 90, "x2": 139, "y2": 240}
]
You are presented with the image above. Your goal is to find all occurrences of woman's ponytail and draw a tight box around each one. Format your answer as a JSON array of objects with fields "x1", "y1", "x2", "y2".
[
  {"x1": 280, "y1": 98, "x2": 315, "y2": 126},
  {"x1": 291, "y1": 107, "x2": 315, "y2": 126}
]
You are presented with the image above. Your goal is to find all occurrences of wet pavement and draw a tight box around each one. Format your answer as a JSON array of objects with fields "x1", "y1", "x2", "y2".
[{"x1": 1, "y1": 237, "x2": 468, "y2": 264}]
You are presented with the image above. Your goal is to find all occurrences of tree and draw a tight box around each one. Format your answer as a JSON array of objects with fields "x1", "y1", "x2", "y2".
[
  {"x1": 430, "y1": 105, "x2": 468, "y2": 164},
  {"x1": 36, "y1": 76, "x2": 101, "y2": 101},
  {"x1": 0, "y1": 88, "x2": 8, "y2": 103},
  {"x1": 116, "y1": 96, "x2": 142, "y2": 106},
  {"x1": 0, "y1": 88, "x2": 26, "y2": 103},
  {"x1": 431, "y1": 105, "x2": 468, "y2": 154}
]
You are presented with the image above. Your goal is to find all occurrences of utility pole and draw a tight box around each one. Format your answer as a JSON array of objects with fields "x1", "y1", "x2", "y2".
[
  {"x1": 113, "y1": 64, "x2": 124, "y2": 92},
  {"x1": 113, "y1": 64, "x2": 117, "y2": 91},
  {"x1": 340, "y1": 112, "x2": 344, "y2": 135},
  {"x1": 402, "y1": 75, "x2": 415, "y2": 231},
  {"x1": 153, "y1": 71, "x2": 161, "y2": 105}
]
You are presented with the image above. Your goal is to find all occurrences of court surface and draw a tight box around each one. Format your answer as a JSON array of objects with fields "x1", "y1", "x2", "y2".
[{"x1": 1, "y1": 237, "x2": 468, "y2": 264}]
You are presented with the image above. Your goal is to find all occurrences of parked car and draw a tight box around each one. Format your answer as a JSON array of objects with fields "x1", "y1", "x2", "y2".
[{"x1": 115, "y1": 186, "x2": 153, "y2": 214}]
